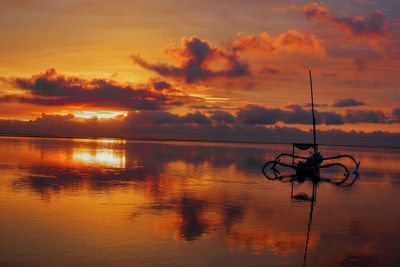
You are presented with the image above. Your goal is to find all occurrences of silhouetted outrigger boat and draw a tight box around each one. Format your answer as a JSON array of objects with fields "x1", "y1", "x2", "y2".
[
  {"x1": 261, "y1": 71, "x2": 361, "y2": 266},
  {"x1": 261, "y1": 70, "x2": 360, "y2": 186}
]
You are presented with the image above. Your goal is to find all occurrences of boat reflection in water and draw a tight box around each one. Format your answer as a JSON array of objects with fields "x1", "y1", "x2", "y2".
[
  {"x1": 262, "y1": 142, "x2": 362, "y2": 266},
  {"x1": 0, "y1": 137, "x2": 399, "y2": 266},
  {"x1": 264, "y1": 168, "x2": 360, "y2": 267}
]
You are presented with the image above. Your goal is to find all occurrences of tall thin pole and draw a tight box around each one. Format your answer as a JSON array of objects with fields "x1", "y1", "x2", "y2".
[{"x1": 309, "y1": 70, "x2": 317, "y2": 147}]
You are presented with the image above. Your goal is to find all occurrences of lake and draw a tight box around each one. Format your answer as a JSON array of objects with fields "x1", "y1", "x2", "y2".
[{"x1": 0, "y1": 136, "x2": 399, "y2": 266}]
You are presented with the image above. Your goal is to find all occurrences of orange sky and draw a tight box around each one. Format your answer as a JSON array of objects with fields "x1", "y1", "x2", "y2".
[{"x1": 0, "y1": 0, "x2": 399, "y2": 142}]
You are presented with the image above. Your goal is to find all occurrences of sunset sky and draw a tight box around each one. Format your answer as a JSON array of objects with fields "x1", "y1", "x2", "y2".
[{"x1": 1, "y1": 0, "x2": 399, "y2": 145}]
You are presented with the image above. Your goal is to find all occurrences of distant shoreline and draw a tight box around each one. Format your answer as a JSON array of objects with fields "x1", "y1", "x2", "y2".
[{"x1": 0, "y1": 133, "x2": 399, "y2": 150}]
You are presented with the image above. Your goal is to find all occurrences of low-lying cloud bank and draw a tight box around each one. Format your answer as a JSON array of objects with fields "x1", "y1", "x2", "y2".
[
  {"x1": 237, "y1": 104, "x2": 399, "y2": 125},
  {"x1": 1, "y1": 112, "x2": 399, "y2": 148},
  {"x1": 2, "y1": 70, "x2": 398, "y2": 127}
]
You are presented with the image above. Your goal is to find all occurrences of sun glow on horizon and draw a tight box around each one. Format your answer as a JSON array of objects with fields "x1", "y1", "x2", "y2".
[{"x1": 74, "y1": 111, "x2": 127, "y2": 119}]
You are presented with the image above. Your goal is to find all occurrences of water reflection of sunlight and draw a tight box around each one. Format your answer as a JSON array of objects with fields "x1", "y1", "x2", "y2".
[
  {"x1": 76, "y1": 138, "x2": 126, "y2": 145},
  {"x1": 73, "y1": 148, "x2": 126, "y2": 168},
  {"x1": 94, "y1": 139, "x2": 126, "y2": 144}
]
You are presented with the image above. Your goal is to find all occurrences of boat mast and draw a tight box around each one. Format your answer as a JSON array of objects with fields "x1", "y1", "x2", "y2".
[{"x1": 309, "y1": 70, "x2": 317, "y2": 148}]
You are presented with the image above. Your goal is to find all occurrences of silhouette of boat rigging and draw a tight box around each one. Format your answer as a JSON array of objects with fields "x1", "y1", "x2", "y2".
[
  {"x1": 261, "y1": 70, "x2": 361, "y2": 267},
  {"x1": 262, "y1": 70, "x2": 360, "y2": 184}
]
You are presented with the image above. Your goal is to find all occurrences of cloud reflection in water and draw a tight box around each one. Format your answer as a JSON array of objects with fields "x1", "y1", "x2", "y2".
[{"x1": 1, "y1": 137, "x2": 399, "y2": 266}]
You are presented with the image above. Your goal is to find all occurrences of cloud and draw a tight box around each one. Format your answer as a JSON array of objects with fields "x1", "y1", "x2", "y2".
[
  {"x1": 235, "y1": 104, "x2": 399, "y2": 126},
  {"x1": 393, "y1": 107, "x2": 400, "y2": 121},
  {"x1": 209, "y1": 110, "x2": 236, "y2": 124},
  {"x1": 1, "y1": 111, "x2": 400, "y2": 147},
  {"x1": 130, "y1": 106, "x2": 356, "y2": 127},
  {"x1": 388, "y1": 107, "x2": 400, "y2": 123},
  {"x1": 236, "y1": 105, "x2": 283, "y2": 125},
  {"x1": 286, "y1": 105, "x2": 345, "y2": 125},
  {"x1": 332, "y1": 98, "x2": 366, "y2": 107},
  {"x1": 125, "y1": 110, "x2": 211, "y2": 125},
  {"x1": 320, "y1": 111, "x2": 345, "y2": 125},
  {"x1": 2, "y1": 69, "x2": 180, "y2": 110},
  {"x1": 132, "y1": 31, "x2": 327, "y2": 84},
  {"x1": 132, "y1": 36, "x2": 249, "y2": 83},
  {"x1": 236, "y1": 104, "x2": 345, "y2": 125},
  {"x1": 344, "y1": 110, "x2": 386, "y2": 123},
  {"x1": 302, "y1": 2, "x2": 388, "y2": 46},
  {"x1": 151, "y1": 80, "x2": 172, "y2": 90},
  {"x1": 132, "y1": 55, "x2": 183, "y2": 79},
  {"x1": 229, "y1": 30, "x2": 327, "y2": 57},
  {"x1": 180, "y1": 112, "x2": 211, "y2": 124}
]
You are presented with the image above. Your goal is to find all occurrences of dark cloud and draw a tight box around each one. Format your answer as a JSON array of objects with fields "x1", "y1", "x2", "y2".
[
  {"x1": 36, "y1": 113, "x2": 75, "y2": 123},
  {"x1": 333, "y1": 98, "x2": 366, "y2": 107},
  {"x1": 393, "y1": 107, "x2": 400, "y2": 122},
  {"x1": 286, "y1": 105, "x2": 345, "y2": 125},
  {"x1": 134, "y1": 106, "x2": 396, "y2": 126},
  {"x1": 0, "y1": 101, "x2": 394, "y2": 143},
  {"x1": 125, "y1": 110, "x2": 211, "y2": 125},
  {"x1": 283, "y1": 105, "x2": 314, "y2": 124},
  {"x1": 181, "y1": 112, "x2": 211, "y2": 124},
  {"x1": 1, "y1": 111, "x2": 400, "y2": 147},
  {"x1": 133, "y1": 36, "x2": 249, "y2": 83},
  {"x1": 302, "y1": 3, "x2": 387, "y2": 45},
  {"x1": 344, "y1": 110, "x2": 387, "y2": 123},
  {"x1": 3, "y1": 69, "x2": 173, "y2": 110},
  {"x1": 318, "y1": 111, "x2": 345, "y2": 125},
  {"x1": 335, "y1": 10, "x2": 386, "y2": 37},
  {"x1": 151, "y1": 80, "x2": 172, "y2": 90},
  {"x1": 236, "y1": 105, "x2": 283, "y2": 125},
  {"x1": 209, "y1": 110, "x2": 236, "y2": 124},
  {"x1": 237, "y1": 104, "x2": 345, "y2": 126},
  {"x1": 132, "y1": 55, "x2": 182, "y2": 78}
]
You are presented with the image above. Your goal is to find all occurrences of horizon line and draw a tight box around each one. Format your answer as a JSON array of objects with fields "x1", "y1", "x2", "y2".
[{"x1": 1, "y1": 133, "x2": 399, "y2": 150}]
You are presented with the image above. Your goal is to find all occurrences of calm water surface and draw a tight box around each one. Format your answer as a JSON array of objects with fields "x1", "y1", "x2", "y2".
[{"x1": 0, "y1": 137, "x2": 399, "y2": 266}]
